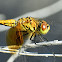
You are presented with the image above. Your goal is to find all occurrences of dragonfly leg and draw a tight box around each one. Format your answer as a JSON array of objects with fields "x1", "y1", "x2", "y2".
[
  {"x1": 38, "y1": 34, "x2": 48, "y2": 42},
  {"x1": 29, "y1": 32, "x2": 36, "y2": 44}
]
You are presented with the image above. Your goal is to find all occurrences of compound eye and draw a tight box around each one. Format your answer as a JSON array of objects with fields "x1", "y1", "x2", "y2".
[{"x1": 41, "y1": 24, "x2": 47, "y2": 31}]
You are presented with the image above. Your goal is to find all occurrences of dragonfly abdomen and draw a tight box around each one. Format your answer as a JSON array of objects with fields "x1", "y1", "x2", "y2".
[{"x1": 0, "y1": 19, "x2": 17, "y2": 27}]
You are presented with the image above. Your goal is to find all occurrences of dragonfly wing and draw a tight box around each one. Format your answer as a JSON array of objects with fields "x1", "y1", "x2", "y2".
[{"x1": 6, "y1": 27, "x2": 24, "y2": 50}]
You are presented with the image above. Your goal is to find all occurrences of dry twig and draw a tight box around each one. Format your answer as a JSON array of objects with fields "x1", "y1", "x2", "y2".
[{"x1": 0, "y1": 40, "x2": 62, "y2": 57}]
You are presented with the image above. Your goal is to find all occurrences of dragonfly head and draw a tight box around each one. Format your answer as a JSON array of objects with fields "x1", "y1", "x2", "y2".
[{"x1": 39, "y1": 20, "x2": 50, "y2": 35}]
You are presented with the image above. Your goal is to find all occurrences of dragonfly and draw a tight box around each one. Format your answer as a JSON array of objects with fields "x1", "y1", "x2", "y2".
[{"x1": 0, "y1": 17, "x2": 50, "y2": 53}]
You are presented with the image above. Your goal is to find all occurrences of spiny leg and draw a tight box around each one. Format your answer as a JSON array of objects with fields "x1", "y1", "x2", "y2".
[
  {"x1": 30, "y1": 32, "x2": 48, "y2": 45},
  {"x1": 29, "y1": 32, "x2": 37, "y2": 44},
  {"x1": 33, "y1": 34, "x2": 37, "y2": 44},
  {"x1": 38, "y1": 34, "x2": 48, "y2": 42}
]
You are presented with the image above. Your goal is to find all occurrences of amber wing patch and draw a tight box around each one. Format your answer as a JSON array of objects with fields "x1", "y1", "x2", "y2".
[{"x1": 6, "y1": 27, "x2": 24, "y2": 49}]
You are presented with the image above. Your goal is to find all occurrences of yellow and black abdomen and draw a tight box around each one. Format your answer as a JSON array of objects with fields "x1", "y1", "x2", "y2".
[{"x1": 0, "y1": 19, "x2": 17, "y2": 27}]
